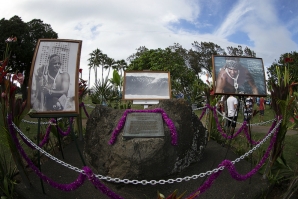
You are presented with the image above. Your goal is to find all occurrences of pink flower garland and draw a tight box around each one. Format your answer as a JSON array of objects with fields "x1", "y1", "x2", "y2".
[
  {"x1": 19, "y1": 118, "x2": 74, "y2": 149},
  {"x1": 204, "y1": 104, "x2": 277, "y2": 145},
  {"x1": 79, "y1": 102, "x2": 89, "y2": 118},
  {"x1": 8, "y1": 114, "x2": 124, "y2": 199},
  {"x1": 187, "y1": 116, "x2": 281, "y2": 198},
  {"x1": 108, "y1": 108, "x2": 178, "y2": 145},
  {"x1": 7, "y1": 104, "x2": 282, "y2": 198}
]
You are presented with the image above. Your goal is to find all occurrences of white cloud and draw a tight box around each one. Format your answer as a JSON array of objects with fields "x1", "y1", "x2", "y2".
[
  {"x1": 214, "y1": 1, "x2": 254, "y2": 38},
  {"x1": 1, "y1": 0, "x2": 297, "y2": 87}
]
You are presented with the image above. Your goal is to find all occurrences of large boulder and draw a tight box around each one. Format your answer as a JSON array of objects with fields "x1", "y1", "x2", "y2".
[{"x1": 83, "y1": 99, "x2": 207, "y2": 180}]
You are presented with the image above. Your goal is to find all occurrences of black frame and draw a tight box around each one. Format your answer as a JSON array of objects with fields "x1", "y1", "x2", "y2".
[{"x1": 212, "y1": 55, "x2": 267, "y2": 97}]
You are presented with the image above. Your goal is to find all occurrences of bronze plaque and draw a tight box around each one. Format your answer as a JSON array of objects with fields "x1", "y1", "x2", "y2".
[{"x1": 123, "y1": 113, "x2": 164, "y2": 138}]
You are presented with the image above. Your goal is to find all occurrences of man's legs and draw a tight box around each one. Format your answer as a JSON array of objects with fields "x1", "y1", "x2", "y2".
[
  {"x1": 231, "y1": 115, "x2": 238, "y2": 135},
  {"x1": 259, "y1": 110, "x2": 264, "y2": 122}
]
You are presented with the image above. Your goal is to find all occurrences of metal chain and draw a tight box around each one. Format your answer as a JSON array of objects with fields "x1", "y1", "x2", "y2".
[
  {"x1": 215, "y1": 108, "x2": 276, "y2": 126},
  {"x1": 12, "y1": 122, "x2": 84, "y2": 174},
  {"x1": 11, "y1": 117, "x2": 281, "y2": 185},
  {"x1": 21, "y1": 117, "x2": 63, "y2": 125},
  {"x1": 193, "y1": 105, "x2": 275, "y2": 126},
  {"x1": 84, "y1": 104, "x2": 95, "y2": 109}
]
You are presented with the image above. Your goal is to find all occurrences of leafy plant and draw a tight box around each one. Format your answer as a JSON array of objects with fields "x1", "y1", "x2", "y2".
[
  {"x1": 282, "y1": 166, "x2": 298, "y2": 199},
  {"x1": 266, "y1": 64, "x2": 297, "y2": 175},
  {"x1": 0, "y1": 147, "x2": 18, "y2": 199},
  {"x1": 157, "y1": 189, "x2": 186, "y2": 199},
  {"x1": 90, "y1": 76, "x2": 117, "y2": 106},
  {"x1": 0, "y1": 36, "x2": 31, "y2": 193}
]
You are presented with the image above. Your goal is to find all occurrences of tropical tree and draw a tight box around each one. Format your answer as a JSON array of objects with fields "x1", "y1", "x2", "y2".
[
  {"x1": 267, "y1": 51, "x2": 298, "y2": 85},
  {"x1": 109, "y1": 70, "x2": 123, "y2": 108},
  {"x1": 88, "y1": 48, "x2": 102, "y2": 85},
  {"x1": 0, "y1": 15, "x2": 58, "y2": 100},
  {"x1": 189, "y1": 41, "x2": 226, "y2": 76},
  {"x1": 189, "y1": 42, "x2": 256, "y2": 78},
  {"x1": 126, "y1": 46, "x2": 148, "y2": 63},
  {"x1": 114, "y1": 59, "x2": 128, "y2": 76},
  {"x1": 261, "y1": 60, "x2": 298, "y2": 199},
  {"x1": 103, "y1": 57, "x2": 116, "y2": 76},
  {"x1": 90, "y1": 76, "x2": 116, "y2": 106},
  {"x1": 127, "y1": 47, "x2": 196, "y2": 96},
  {"x1": 265, "y1": 53, "x2": 298, "y2": 167},
  {"x1": 226, "y1": 45, "x2": 256, "y2": 57}
]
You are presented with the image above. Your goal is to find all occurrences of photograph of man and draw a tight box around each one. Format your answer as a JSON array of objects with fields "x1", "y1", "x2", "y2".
[
  {"x1": 33, "y1": 54, "x2": 70, "y2": 111},
  {"x1": 226, "y1": 94, "x2": 238, "y2": 135},
  {"x1": 215, "y1": 58, "x2": 258, "y2": 95}
]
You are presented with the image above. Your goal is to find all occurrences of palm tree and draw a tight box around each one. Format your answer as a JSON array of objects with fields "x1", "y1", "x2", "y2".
[
  {"x1": 103, "y1": 57, "x2": 116, "y2": 77},
  {"x1": 100, "y1": 53, "x2": 107, "y2": 85},
  {"x1": 88, "y1": 48, "x2": 103, "y2": 85},
  {"x1": 114, "y1": 59, "x2": 128, "y2": 77},
  {"x1": 88, "y1": 67, "x2": 91, "y2": 89},
  {"x1": 110, "y1": 59, "x2": 128, "y2": 107}
]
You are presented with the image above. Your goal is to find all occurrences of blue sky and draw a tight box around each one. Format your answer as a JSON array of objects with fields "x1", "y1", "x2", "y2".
[{"x1": 1, "y1": 0, "x2": 297, "y2": 86}]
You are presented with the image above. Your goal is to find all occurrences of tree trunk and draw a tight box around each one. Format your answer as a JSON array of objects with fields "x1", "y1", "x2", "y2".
[{"x1": 88, "y1": 68, "x2": 91, "y2": 88}]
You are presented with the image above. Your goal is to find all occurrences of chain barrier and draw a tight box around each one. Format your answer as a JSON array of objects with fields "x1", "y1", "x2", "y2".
[
  {"x1": 84, "y1": 104, "x2": 95, "y2": 109},
  {"x1": 21, "y1": 117, "x2": 63, "y2": 125},
  {"x1": 215, "y1": 109, "x2": 276, "y2": 126},
  {"x1": 11, "y1": 117, "x2": 281, "y2": 185}
]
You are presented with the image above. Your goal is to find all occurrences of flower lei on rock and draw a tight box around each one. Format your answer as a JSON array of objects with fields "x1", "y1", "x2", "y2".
[{"x1": 108, "y1": 108, "x2": 178, "y2": 145}]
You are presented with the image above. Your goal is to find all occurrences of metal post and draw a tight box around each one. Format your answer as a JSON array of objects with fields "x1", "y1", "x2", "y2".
[
  {"x1": 55, "y1": 117, "x2": 64, "y2": 159},
  {"x1": 70, "y1": 117, "x2": 86, "y2": 166},
  {"x1": 37, "y1": 118, "x2": 45, "y2": 194}
]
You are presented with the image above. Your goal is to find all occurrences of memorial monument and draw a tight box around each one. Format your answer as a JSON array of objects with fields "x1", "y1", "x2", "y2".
[{"x1": 84, "y1": 99, "x2": 208, "y2": 180}]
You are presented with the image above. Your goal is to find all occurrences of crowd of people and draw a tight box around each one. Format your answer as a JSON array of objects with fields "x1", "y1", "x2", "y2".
[{"x1": 216, "y1": 95, "x2": 267, "y2": 134}]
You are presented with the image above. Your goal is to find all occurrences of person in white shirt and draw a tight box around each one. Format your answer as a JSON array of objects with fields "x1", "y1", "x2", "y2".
[{"x1": 226, "y1": 94, "x2": 238, "y2": 134}]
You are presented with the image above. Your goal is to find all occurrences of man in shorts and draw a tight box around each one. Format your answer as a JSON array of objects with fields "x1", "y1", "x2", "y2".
[{"x1": 226, "y1": 94, "x2": 238, "y2": 135}]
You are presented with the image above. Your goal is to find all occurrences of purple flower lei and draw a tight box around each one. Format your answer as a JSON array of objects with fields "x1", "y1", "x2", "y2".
[
  {"x1": 19, "y1": 118, "x2": 74, "y2": 149},
  {"x1": 79, "y1": 102, "x2": 89, "y2": 118},
  {"x1": 108, "y1": 108, "x2": 178, "y2": 145},
  {"x1": 204, "y1": 104, "x2": 277, "y2": 145},
  {"x1": 7, "y1": 106, "x2": 283, "y2": 198},
  {"x1": 7, "y1": 114, "x2": 124, "y2": 199},
  {"x1": 187, "y1": 116, "x2": 281, "y2": 198}
]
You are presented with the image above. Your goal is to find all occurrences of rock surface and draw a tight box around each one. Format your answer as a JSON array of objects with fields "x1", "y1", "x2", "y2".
[{"x1": 83, "y1": 99, "x2": 207, "y2": 180}]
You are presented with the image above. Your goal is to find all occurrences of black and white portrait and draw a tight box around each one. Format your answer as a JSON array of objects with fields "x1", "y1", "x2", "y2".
[
  {"x1": 28, "y1": 39, "x2": 82, "y2": 117},
  {"x1": 123, "y1": 71, "x2": 171, "y2": 100}
]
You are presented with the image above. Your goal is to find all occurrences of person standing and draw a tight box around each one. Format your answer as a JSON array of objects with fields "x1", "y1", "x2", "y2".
[
  {"x1": 244, "y1": 96, "x2": 254, "y2": 122},
  {"x1": 259, "y1": 97, "x2": 265, "y2": 122},
  {"x1": 226, "y1": 94, "x2": 238, "y2": 135}
]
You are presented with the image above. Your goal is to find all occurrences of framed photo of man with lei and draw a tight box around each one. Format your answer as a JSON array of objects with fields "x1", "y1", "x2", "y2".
[
  {"x1": 212, "y1": 55, "x2": 267, "y2": 97},
  {"x1": 27, "y1": 39, "x2": 82, "y2": 117}
]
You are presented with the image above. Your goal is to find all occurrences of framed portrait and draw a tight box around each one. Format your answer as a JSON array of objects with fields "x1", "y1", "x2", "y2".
[
  {"x1": 212, "y1": 55, "x2": 267, "y2": 97},
  {"x1": 123, "y1": 71, "x2": 171, "y2": 100},
  {"x1": 27, "y1": 39, "x2": 82, "y2": 117}
]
